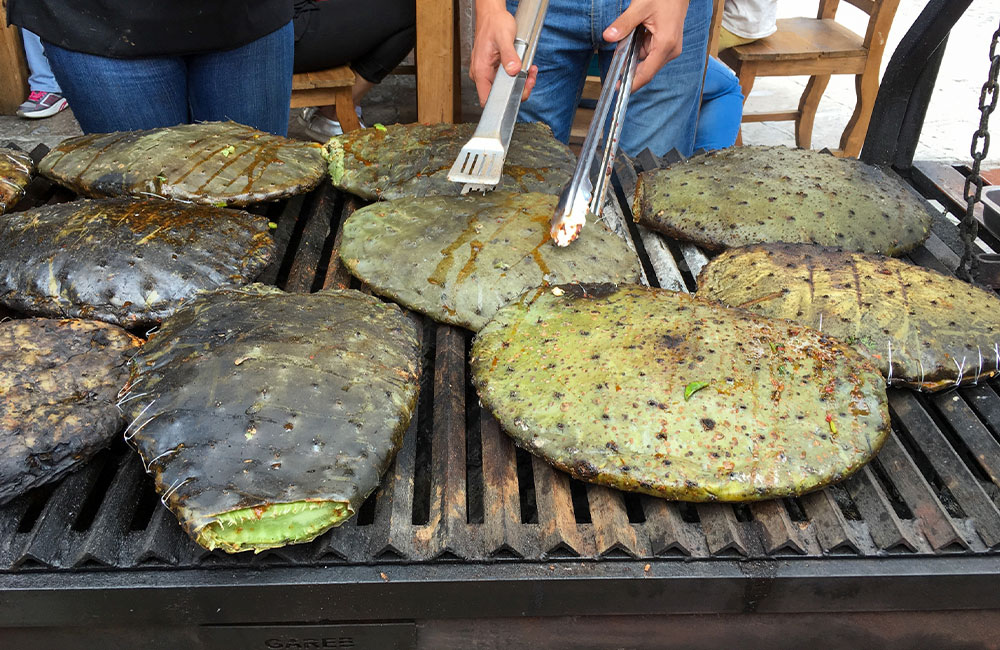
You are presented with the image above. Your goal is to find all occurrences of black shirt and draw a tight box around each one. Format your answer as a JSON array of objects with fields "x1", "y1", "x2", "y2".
[{"x1": 8, "y1": 0, "x2": 293, "y2": 58}]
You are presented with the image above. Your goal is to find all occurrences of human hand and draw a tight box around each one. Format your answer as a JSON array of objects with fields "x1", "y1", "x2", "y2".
[
  {"x1": 470, "y1": 0, "x2": 538, "y2": 106},
  {"x1": 603, "y1": 0, "x2": 690, "y2": 91}
]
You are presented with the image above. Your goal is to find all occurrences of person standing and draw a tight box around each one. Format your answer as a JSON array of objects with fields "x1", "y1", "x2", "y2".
[
  {"x1": 471, "y1": 0, "x2": 712, "y2": 157},
  {"x1": 16, "y1": 29, "x2": 68, "y2": 119},
  {"x1": 6, "y1": 0, "x2": 295, "y2": 135}
]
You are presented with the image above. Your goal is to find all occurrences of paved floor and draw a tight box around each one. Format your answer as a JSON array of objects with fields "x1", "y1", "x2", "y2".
[{"x1": 2, "y1": 1, "x2": 997, "y2": 168}]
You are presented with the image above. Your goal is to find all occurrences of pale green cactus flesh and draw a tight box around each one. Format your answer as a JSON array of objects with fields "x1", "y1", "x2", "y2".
[
  {"x1": 340, "y1": 192, "x2": 641, "y2": 330},
  {"x1": 697, "y1": 243, "x2": 1000, "y2": 391},
  {"x1": 196, "y1": 500, "x2": 351, "y2": 553},
  {"x1": 471, "y1": 283, "x2": 890, "y2": 502},
  {"x1": 123, "y1": 285, "x2": 422, "y2": 553},
  {"x1": 634, "y1": 146, "x2": 934, "y2": 255},
  {"x1": 324, "y1": 122, "x2": 575, "y2": 201},
  {"x1": 39, "y1": 121, "x2": 326, "y2": 206}
]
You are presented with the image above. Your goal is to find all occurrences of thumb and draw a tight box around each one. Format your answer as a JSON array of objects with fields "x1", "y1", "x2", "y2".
[
  {"x1": 498, "y1": 38, "x2": 522, "y2": 76},
  {"x1": 603, "y1": 5, "x2": 642, "y2": 43}
]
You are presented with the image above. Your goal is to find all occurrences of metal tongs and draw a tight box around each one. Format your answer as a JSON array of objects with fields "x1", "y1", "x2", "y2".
[
  {"x1": 447, "y1": 0, "x2": 549, "y2": 194},
  {"x1": 550, "y1": 26, "x2": 645, "y2": 246}
]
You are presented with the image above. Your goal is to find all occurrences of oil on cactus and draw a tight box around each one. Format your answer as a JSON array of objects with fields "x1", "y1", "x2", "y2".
[{"x1": 340, "y1": 192, "x2": 641, "y2": 330}]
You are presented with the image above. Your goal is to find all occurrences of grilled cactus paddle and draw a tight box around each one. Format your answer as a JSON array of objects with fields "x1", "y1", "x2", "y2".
[
  {"x1": 634, "y1": 146, "x2": 933, "y2": 255},
  {"x1": 340, "y1": 192, "x2": 642, "y2": 331},
  {"x1": 0, "y1": 148, "x2": 33, "y2": 213},
  {"x1": 122, "y1": 285, "x2": 421, "y2": 553},
  {"x1": 0, "y1": 318, "x2": 141, "y2": 505},
  {"x1": 325, "y1": 122, "x2": 575, "y2": 200},
  {"x1": 471, "y1": 283, "x2": 889, "y2": 502},
  {"x1": 697, "y1": 243, "x2": 1000, "y2": 391},
  {"x1": 39, "y1": 121, "x2": 325, "y2": 206},
  {"x1": 0, "y1": 198, "x2": 274, "y2": 328}
]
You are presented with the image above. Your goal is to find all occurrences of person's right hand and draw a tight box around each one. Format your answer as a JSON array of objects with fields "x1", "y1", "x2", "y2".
[{"x1": 470, "y1": 0, "x2": 538, "y2": 106}]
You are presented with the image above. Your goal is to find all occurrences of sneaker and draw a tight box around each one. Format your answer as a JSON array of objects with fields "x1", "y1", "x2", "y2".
[
  {"x1": 298, "y1": 106, "x2": 365, "y2": 143},
  {"x1": 17, "y1": 91, "x2": 69, "y2": 119}
]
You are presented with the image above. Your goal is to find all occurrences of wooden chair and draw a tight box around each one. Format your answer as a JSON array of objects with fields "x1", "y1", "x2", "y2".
[
  {"x1": 290, "y1": 65, "x2": 362, "y2": 132},
  {"x1": 718, "y1": 0, "x2": 901, "y2": 158}
]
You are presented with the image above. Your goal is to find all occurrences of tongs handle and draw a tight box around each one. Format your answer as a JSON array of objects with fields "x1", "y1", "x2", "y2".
[
  {"x1": 550, "y1": 25, "x2": 644, "y2": 246},
  {"x1": 471, "y1": 0, "x2": 549, "y2": 141},
  {"x1": 514, "y1": 0, "x2": 548, "y2": 70}
]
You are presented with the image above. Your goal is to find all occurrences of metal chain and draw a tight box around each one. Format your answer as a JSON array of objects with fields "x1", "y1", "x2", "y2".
[{"x1": 959, "y1": 21, "x2": 1000, "y2": 281}]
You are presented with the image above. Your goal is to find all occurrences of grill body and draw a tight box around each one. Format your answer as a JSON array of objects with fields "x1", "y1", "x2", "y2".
[{"x1": 4, "y1": 4, "x2": 1000, "y2": 642}]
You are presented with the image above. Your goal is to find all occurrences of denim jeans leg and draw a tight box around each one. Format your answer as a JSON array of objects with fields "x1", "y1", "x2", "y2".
[
  {"x1": 603, "y1": 0, "x2": 712, "y2": 157},
  {"x1": 694, "y1": 57, "x2": 743, "y2": 151},
  {"x1": 21, "y1": 29, "x2": 61, "y2": 94},
  {"x1": 508, "y1": 0, "x2": 592, "y2": 143},
  {"x1": 42, "y1": 43, "x2": 189, "y2": 134},
  {"x1": 187, "y1": 21, "x2": 294, "y2": 136}
]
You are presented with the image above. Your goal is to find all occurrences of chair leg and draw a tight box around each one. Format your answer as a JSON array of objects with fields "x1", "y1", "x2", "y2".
[
  {"x1": 734, "y1": 61, "x2": 757, "y2": 147},
  {"x1": 840, "y1": 71, "x2": 878, "y2": 158},
  {"x1": 795, "y1": 74, "x2": 830, "y2": 150},
  {"x1": 334, "y1": 87, "x2": 362, "y2": 132}
]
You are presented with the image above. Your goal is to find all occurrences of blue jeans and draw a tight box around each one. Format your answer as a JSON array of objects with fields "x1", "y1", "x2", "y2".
[
  {"x1": 694, "y1": 56, "x2": 743, "y2": 151},
  {"x1": 508, "y1": 0, "x2": 711, "y2": 157},
  {"x1": 43, "y1": 21, "x2": 294, "y2": 135},
  {"x1": 21, "y1": 29, "x2": 61, "y2": 94}
]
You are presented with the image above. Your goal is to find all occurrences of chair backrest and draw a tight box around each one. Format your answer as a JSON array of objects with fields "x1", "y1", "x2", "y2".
[
  {"x1": 817, "y1": 0, "x2": 902, "y2": 54},
  {"x1": 707, "y1": 0, "x2": 725, "y2": 58}
]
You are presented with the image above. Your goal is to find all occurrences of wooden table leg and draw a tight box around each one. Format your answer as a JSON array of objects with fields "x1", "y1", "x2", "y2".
[
  {"x1": 0, "y1": 2, "x2": 29, "y2": 116},
  {"x1": 416, "y1": 0, "x2": 461, "y2": 124}
]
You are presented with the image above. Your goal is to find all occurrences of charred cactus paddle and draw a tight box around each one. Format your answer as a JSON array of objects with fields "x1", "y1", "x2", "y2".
[
  {"x1": 471, "y1": 283, "x2": 889, "y2": 502},
  {"x1": 0, "y1": 318, "x2": 141, "y2": 505},
  {"x1": 697, "y1": 243, "x2": 1000, "y2": 391},
  {"x1": 634, "y1": 146, "x2": 935, "y2": 255},
  {"x1": 122, "y1": 285, "x2": 422, "y2": 553},
  {"x1": 39, "y1": 121, "x2": 325, "y2": 206},
  {"x1": 0, "y1": 198, "x2": 275, "y2": 328},
  {"x1": 0, "y1": 148, "x2": 33, "y2": 214},
  {"x1": 340, "y1": 192, "x2": 641, "y2": 330},
  {"x1": 325, "y1": 122, "x2": 575, "y2": 201}
]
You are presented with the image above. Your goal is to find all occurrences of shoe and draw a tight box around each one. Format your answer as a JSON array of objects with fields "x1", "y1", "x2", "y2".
[
  {"x1": 298, "y1": 106, "x2": 365, "y2": 143},
  {"x1": 17, "y1": 91, "x2": 69, "y2": 119}
]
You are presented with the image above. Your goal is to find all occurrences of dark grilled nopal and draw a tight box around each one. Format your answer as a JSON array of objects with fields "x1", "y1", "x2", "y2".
[
  {"x1": 0, "y1": 148, "x2": 33, "y2": 213},
  {"x1": 325, "y1": 122, "x2": 575, "y2": 200},
  {"x1": 471, "y1": 283, "x2": 889, "y2": 502},
  {"x1": 340, "y1": 192, "x2": 641, "y2": 331},
  {"x1": 697, "y1": 243, "x2": 1000, "y2": 391},
  {"x1": 0, "y1": 198, "x2": 274, "y2": 328},
  {"x1": 122, "y1": 285, "x2": 421, "y2": 553},
  {"x1": 39, "y1": 121, "x2": 325, "y2": 206},
  {"x1": 634, "y1": 146, "x2": 934, "y2": 255},
  {"x1": 0, "y1": 318, "x2": 141, "y2": 505}
]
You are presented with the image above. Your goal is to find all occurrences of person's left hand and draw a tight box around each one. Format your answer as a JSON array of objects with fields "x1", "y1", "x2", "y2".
[{"x1": 602, "y1": 0, "x2": 690, "y2": 91}]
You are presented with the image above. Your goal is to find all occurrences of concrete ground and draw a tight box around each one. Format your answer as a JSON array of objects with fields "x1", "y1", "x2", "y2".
[{"x1": 2, "y1": 1, "x2": 997, "y2": 168}]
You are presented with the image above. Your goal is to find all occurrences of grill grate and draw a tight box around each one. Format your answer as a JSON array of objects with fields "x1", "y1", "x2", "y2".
[{"x1": 2, "y1": 146, "x2": 1000, "y2": 573}]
